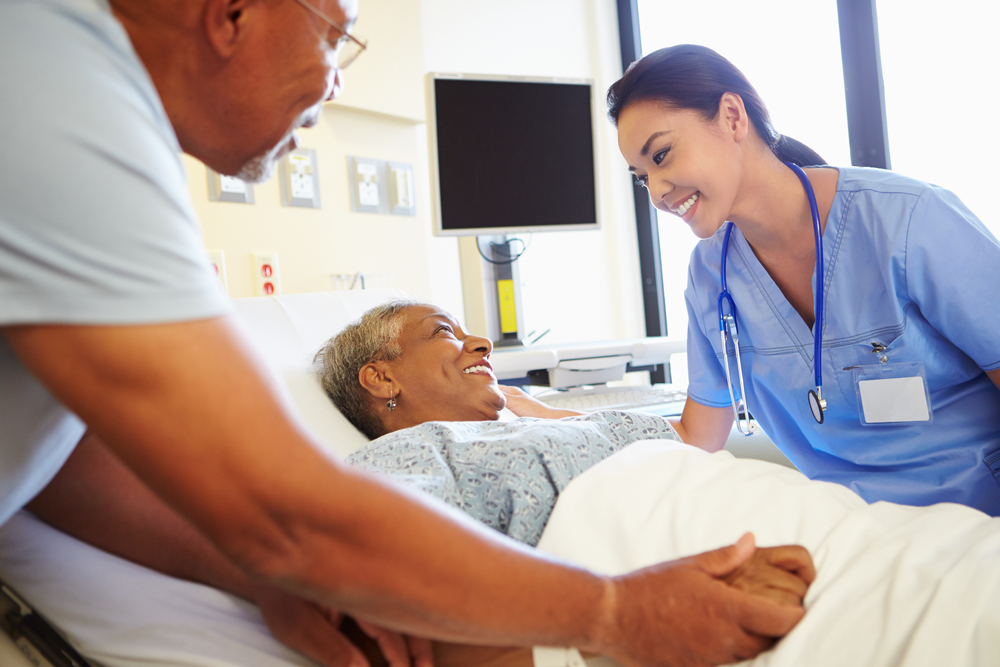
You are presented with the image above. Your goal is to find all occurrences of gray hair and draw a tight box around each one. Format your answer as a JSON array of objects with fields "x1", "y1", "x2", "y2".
[{"x1": 314, "y1": 299, "x2": 427, "y2": 440}]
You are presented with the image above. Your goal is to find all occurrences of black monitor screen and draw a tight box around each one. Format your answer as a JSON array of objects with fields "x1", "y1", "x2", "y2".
[{"x1": 432, "y1": 77, "x2": 598, "y2": 235}]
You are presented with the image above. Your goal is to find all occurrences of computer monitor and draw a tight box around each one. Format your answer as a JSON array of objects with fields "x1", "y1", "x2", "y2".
[{"x1": 427, "y1": 73, "x2": 601, "y2": 237}]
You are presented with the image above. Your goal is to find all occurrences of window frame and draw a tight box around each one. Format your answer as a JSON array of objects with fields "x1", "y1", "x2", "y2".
[{"x1": 616, "y1": 0, "x2": 890, "y2": 377}]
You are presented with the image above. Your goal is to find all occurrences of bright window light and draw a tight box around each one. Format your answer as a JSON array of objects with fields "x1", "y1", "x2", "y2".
[
  {"x1": 878, "y1": 0, "x2": 1000, "y2": 238},
  {"x1": 636, "y1": 0, "x2": 850, "y2": 341}
]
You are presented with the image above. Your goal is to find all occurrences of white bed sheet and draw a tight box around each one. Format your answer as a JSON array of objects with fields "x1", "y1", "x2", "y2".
[
  {"x1": 0, "y1": 511, "x2": 610, "y2": 667},
  {"x1": 0, "y1": 511, "x2": 318, "y2": 667},
  {"x1": 535, "y1": 440, "x2": 1000, "y2": 666}
]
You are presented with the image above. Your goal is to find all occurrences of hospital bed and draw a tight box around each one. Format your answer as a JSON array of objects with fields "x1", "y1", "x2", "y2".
[{"x1": 0, "y1": 290, "x2": 625, "y2": 667}]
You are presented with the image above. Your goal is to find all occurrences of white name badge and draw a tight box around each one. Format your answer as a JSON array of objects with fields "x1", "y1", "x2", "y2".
[{"x1": 853, "y1": 362, "x2": 933, "y2": 426}]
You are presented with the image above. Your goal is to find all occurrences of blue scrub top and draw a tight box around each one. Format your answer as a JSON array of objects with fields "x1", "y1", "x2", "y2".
[{"x1": 685, "y1": 167, "x2": 1000, "y2": 515}]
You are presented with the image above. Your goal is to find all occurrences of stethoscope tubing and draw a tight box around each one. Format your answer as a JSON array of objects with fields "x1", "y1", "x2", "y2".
[
  {"x1": 718, "y1": 161, "x2": 826, "y2": 426},
  {"x1": 785, "y1": 162, "x2": 825, "y2": 390}
]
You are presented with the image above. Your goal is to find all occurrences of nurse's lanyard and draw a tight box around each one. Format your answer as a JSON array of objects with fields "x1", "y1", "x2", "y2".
[{"x1": 719, "y1": 161, "x2": 826, "y2": 434}]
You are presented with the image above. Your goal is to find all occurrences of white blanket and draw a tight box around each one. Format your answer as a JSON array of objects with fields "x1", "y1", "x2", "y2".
[{"x1": 535, "y1": 441, "x2": 1000, "y2": 666}]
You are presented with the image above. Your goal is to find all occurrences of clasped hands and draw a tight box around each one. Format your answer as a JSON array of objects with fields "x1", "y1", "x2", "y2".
[
  {"x1": 596, "y1": 532, "x2": 814, "y2": 667},
  {"x1": 254, "y1": 534, "x2": 813, "y2": 667}
]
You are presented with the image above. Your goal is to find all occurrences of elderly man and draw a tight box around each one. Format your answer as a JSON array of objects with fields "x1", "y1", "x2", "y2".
[{"x1": 0, "y1": 0, "x2": 811, "y2": 665}]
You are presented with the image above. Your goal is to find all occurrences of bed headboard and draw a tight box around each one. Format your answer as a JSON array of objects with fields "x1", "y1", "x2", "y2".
[{"x1": 231, "y1": 289, "x2": 407, "y2": 458}]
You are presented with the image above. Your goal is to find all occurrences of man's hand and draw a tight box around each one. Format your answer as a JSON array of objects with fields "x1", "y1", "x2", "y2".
[
  {"x1": 497, "y1": 385, "x2": 581, "y2": 419},
  {"x1": 595, "y1": 533, "x2": 809, "y2": 667},
  {"x1": 253, "y1": 583, "x2": 433, "y2": 667}
]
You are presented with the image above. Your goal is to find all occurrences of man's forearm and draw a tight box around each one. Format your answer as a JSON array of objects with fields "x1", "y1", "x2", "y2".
[
  {"x1": 259, "y1": 456, "x2": 611, "y2": 649},
  {"x1": 24, "y1": 430, "x2": 604, "y2": 649},
  {"x1": 8, "y1": 319, "x2": 610, "y2": 649}
]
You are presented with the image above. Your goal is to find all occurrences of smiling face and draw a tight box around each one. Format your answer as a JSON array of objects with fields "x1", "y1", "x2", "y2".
[
  {"x1": 368, "y1": 305, "x2": 506, "y2": 430},
  {"x1": 617, "y1": 97, "x2": 748, "y2": 239}
]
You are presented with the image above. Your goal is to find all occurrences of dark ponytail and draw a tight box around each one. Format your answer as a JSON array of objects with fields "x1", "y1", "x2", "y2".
[
  {"x1": 607, "y1": 44, "x2": 826, "y2": 167},
  {"x1": 773, "y1": 135, "x2": 826, "y2": 167}
]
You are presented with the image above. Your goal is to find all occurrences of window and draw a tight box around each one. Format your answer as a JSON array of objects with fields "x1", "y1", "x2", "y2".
[
  {"x1": 635, "y1": 0, "x2": 851, "y2": 349},
  {"x1": 878, "y1": 0, "x2": 1000, "y2": 237}
]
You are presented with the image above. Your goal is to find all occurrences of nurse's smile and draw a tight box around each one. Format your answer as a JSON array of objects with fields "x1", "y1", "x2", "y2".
[{"x1": 669, "y1": 192, "x2": 700, "y2": 220}]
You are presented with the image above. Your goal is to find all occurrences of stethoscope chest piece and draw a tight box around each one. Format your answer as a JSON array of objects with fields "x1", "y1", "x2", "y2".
[{"x1": 808, "y1": 388, "x2": 826, "y2": 424}]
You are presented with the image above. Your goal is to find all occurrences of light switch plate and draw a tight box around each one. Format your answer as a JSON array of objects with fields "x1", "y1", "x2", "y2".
[
  {"x1": 279, "y1": 148, "x2": 320, "y2": 208},
  {"x1": 387, "y1": 161, "x2": 416, "y2": 216},
  {"x1": 206, "y1": 168, "x2": 254, "y2": 204}
]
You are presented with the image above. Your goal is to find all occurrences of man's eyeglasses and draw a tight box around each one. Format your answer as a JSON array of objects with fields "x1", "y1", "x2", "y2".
[{"x1": 291, "y1": 0, "x2": 367, "y2": 69}]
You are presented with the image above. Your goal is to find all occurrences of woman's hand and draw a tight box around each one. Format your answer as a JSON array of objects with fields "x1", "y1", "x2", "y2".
[
  {"x1": 721, "y1": 535, "x2": 816, "y2": 607},
  {"x1": 498, "y1": 385, "x2": 582, "y2": 419}
]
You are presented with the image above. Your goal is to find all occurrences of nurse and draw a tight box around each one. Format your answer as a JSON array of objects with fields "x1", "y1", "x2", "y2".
[{"x1": 610, "y1": 44, "x2": 1000, "y2": 514}]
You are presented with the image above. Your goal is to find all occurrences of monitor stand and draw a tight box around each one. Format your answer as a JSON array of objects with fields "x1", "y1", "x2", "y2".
[
  {"x1": 486, "y1": 236, "x2": 525, "y2": 347},
  {"x1": 458, "y1": 235, "x2": 526, "y2": 347}
]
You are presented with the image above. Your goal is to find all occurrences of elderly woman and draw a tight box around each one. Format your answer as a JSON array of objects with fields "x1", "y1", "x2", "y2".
[
  {"x1": 316, "y1": 298, "x2": 697, "y2": 547},
  {"x1": 316, "y1": 299, "x2": 1000, "y2": 667}
]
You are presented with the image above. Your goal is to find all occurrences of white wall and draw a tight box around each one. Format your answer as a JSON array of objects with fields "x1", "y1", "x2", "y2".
[
  {"x1": 186, "y1": 105, "x2": 465, "y2": 314},
  {"x1": 191, "y1": 0, "x2": 646, "y2": 343}
]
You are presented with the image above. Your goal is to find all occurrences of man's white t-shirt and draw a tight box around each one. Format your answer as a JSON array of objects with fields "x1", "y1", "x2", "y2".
[{"x1": 0, "y1": 0, "x2": 231, "y2": 525}]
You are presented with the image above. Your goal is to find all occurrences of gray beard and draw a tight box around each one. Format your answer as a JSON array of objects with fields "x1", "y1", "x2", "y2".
[
  {"x1": 233, "y1": 143, "x2": 282, "y2": 183},
  {"x1": 229, "y1": 105, "x2": 322, "y2": 183}
]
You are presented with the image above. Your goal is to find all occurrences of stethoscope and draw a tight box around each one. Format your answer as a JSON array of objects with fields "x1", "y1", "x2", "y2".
[{"x1": 719, "y1": 161, "x2": 826, "y2": 435}]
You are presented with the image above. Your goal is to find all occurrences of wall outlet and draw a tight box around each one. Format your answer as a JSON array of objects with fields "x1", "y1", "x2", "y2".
[
  {"x1": 250, "y1": 251, "x2": 281, "y2": 296},
  {"x1": 348, "y1": 156, "x2": 381, "y2": 214},
  {"x1": 348, "y1": 157, "x2": 417, "y2": 216},
  {"x1": 207, "y1": 249, "x2": 229, "y2": 296},
  {"x1": 279, "y1": 148, "x2": 320, "y2": 208},
  {"x1": 206, "y1": 168, "x2": 254, "y2": 204}
]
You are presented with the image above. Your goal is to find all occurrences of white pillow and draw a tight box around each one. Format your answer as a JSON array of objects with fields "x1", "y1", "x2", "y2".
[
  {"x1": 281, "y1": 366, "x2": 369, "y2": 458},
  {"x1": 231, "y1": 290, "x2": 409, "y2": 458}
]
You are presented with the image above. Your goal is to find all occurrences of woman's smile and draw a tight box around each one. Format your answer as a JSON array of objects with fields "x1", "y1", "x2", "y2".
[
  {"x1": 671, "y1": 192, "x2": 700, "y2": 218},
  {"x1": 462, "y1": 361, "x2": 495, "y2": 378}
]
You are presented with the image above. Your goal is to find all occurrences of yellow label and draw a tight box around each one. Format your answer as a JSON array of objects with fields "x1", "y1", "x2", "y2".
[{"x1": 497, "y1": 279, "x2": 517, "y2": 334}]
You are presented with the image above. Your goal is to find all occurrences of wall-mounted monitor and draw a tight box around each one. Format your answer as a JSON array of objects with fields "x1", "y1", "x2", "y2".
[{"x1": 427, "y1": 73, "x2": 601, "y2": 237}]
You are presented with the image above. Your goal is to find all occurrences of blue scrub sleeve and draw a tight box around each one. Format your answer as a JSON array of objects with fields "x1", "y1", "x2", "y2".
[
  {"x1": 904, "y1": 187, "x2": 1000, "y2": 371},
  {"x1": 684, "y1": 263, "x2": 733, "y2": 408}
]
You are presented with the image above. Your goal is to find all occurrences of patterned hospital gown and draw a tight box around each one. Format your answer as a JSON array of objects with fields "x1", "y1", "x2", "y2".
[{"x1": 347, "y1": 410, "x2": 681, "y2": 546}]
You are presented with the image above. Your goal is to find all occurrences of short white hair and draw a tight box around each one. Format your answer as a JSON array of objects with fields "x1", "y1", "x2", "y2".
[{"x1": 314, "y1": 299, "x2": 428, "y2": 439}]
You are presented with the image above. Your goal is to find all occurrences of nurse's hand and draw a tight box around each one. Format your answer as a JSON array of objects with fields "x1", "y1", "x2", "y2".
[{"x1": 497, "y1": 385, "x2": 582, "y2": 419}]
